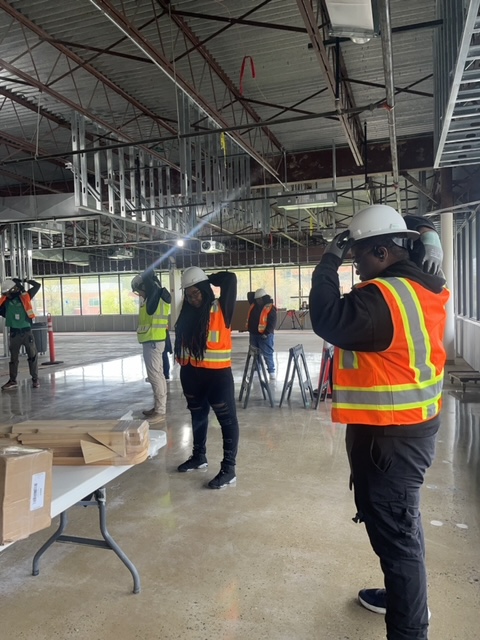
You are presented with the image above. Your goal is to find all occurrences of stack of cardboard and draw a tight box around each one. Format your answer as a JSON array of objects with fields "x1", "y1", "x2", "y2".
[
  {"x1": 10, "y1": 420, "x2": 150, "y2": 466},
  {"x1": 0, "y1": 446, "x2": 53, "y2": 544}
]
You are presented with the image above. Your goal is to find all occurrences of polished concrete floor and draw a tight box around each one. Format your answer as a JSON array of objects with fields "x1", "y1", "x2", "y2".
[{"x1": 0, "y1": 331, "x2": 479, "y2": 640}]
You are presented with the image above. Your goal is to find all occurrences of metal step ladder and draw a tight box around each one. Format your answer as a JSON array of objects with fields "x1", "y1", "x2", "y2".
[
  {"x1": 313, "y1": 342, "x2": 334, "y2": 409},
  {"x1": 279, "y1": 344, "x2": 314, "y2": 409},
  {"x1": 238, "y1": 346, "x2": 274, "y2": 409}
]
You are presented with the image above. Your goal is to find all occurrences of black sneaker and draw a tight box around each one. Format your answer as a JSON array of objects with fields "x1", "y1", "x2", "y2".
[
  {"x1": 358, "y1": 588, "x2": 431, "y2": 620},
  {"x1": 358, "y1": 589, "x2": 387, "y2": 614},
  {"x1": 32, "y1": 379, "x2": 40, "y2": 389},
  {"x1": 177, "y1": 454, "x2": 208, "y2": 472},
  {"x1": 2, "y1": 380, "x2": 18, "y2": 391},
  {"x1": 208, "y1": 467, "x2": 236, "y2": 489}
]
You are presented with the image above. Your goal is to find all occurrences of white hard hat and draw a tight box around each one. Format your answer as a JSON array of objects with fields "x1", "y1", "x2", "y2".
[
  {"x1": 181, "y1": 266, "x2": 209, "y2": 289},
  {"x1": 348, "y1": 205, "x2": 420, "y2": 243},
  {"x1": 131, "y1": 274, "x2": 144, "y2": 292},
  {"x1": 1, "y1": 279, "x2": 16, "y2": 294},
  {"x1": 254, "y1": 288, "x2": 267, "y2": 299}
]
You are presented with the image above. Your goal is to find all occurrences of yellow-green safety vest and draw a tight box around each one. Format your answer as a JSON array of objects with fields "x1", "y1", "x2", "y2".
[{"x1": 137, "y1": 298, "x2": 170, "y2": 343}]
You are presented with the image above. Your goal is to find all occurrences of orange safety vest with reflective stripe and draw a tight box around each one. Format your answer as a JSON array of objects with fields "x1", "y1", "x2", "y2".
[
  {"x1": 178, "y1": 299, "x2": 232, "y2": 369},
  {"x1": 332, "y1": 277, "x2": 449, "y2": 426},
  {"x1": 0, "y1": 291, "x2": 35, "y2": 320},
  {"x1": 246, "y1": 303, "x2": 274, "y2": 333}
]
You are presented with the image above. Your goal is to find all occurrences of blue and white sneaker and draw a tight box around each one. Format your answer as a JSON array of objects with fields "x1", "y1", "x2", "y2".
[
  {"x1": 358, "y1": 588, "x2": 431, "y2": 619},
  {"x1": 358, "y1": 588, "x2": 387, "y2": 614}
]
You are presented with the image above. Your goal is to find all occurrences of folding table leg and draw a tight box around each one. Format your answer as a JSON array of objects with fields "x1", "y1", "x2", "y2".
[{"x1": 31, "y1": 488, "x2": 141, "y2": 594}]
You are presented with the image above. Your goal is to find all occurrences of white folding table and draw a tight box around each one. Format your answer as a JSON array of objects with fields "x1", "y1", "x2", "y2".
[{"x1": 1, "y1": 430, "x2": 166, "y2": 594}]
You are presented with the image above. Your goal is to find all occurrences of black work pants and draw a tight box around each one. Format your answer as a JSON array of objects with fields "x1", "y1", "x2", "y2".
[
  {"x1": 346, "y1": 423, "x2": 438, "y2": 640},
  {"x1": 180, "y1": 363, "x2": 239, "y2": 468},
  {"x1": 9, "y1": 328, "x2": 38, "y2": 382}
]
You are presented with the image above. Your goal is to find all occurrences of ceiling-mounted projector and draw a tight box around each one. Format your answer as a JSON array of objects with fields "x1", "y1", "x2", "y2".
[
  {"x1": 107, "y1": 247, "x2": 134, "y2": 260},
  {"x1": 200, "y1": 240, "x2": 225, "y2": 254}
]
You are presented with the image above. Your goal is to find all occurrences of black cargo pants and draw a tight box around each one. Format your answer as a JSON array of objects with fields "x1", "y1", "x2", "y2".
[
  {"x1": 346, "y1": 421, "x2": 439, "y2": 640},
  {"x1": 9, "y1": 328, "x2": 38, "y2": 382}
]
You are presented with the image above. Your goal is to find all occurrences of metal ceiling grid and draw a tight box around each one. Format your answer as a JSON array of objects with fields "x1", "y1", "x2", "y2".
[{"x1": 435, "y1": 0, "x2": 480, "y2": 168}]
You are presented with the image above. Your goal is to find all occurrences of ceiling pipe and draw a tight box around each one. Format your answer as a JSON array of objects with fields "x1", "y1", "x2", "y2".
[{"x1": 378, "y1": 0, "x2": 402, "y2": 214}]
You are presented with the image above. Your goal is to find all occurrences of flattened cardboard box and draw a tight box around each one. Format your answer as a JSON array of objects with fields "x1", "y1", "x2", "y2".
[{"x1": 0, "y1": 446, "x2": 53, "y2": 545}]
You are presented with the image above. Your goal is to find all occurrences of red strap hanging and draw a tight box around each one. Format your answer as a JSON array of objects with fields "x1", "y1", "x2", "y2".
[{"x1": 239, "y1": 56, "x2": 256, "y2": 96}]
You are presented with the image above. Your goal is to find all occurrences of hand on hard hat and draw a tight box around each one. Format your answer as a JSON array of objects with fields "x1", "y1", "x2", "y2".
[
  {"x1": 420, "y1": 231, "x2": 443, "y2": 275},
  {"x1": 323, "y1": 230, "x2": 352, "y2": 265}
]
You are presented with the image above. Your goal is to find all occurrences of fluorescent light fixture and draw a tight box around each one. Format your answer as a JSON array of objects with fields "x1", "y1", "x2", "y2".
[
  {"x1": 33, "y1": 249, "x2": 90, "y2": 267},
  {"x1": 276, "y1": 192, "x2": 337, "y2": 210},
  {"x1": 27, "y1": 221, "x2": 64, "y2": 235},
  {"x1": 325, "y1": 0, "x2": 376, "y2": 43}
]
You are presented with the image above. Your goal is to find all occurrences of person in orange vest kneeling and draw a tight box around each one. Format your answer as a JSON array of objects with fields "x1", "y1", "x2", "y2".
[
  {"x1": 0, "y1": 277, "x2": 41, "y2": 390},
  {"x1": 175, "y1": 267, "x2": 239, "y2": 490},
  {"x1": 309, "y1": 205, "x2": 449, "y2": 640},
  {"x1": 246, "y1": 288, "x2": 277, "y2": 380}
]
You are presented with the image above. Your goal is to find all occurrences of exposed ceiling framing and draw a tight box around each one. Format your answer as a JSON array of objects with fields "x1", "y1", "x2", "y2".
[{"x1": 0, "y1": 0, "x2": 467, "y2": 272}]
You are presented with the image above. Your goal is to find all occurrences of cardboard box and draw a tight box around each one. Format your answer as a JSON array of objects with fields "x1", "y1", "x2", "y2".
[{"x1": 0, "y1": 446, "x2": 53, "y2": 545}]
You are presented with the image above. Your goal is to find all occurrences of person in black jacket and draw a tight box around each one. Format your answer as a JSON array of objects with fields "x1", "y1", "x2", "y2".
[
  {"x1": 246, "y1": 288, "x2": 277, "y2": 380},
  {"x1": 309, "y1": 205, "x2": 448, "y2": 640},
  {"x1": 0, "y1": 277, "x2": 41, "y2": 390}
]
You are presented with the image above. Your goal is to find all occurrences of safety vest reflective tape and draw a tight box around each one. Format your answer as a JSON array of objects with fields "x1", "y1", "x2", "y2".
[
  {"x1": 0, "y1": 291, "x2": 35, "y2": 320},
  {"x1": 246, "y1": 302, "x2": 273, "y2": 333},
  {"x1": 178, "y1": 299, "x2": 232, "y2": 369},
  {"x1": 332, "y1": 277, "x2": 449, "y2": 426},
  {"x1": 137, "y1": 299, "x2": 170, "y2": 343}
]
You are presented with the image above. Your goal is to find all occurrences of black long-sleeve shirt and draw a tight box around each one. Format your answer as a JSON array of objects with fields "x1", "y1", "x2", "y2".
[
  {"x1": 309, "y1": 255, "x2": 445, "y2": 352},
  {"x1": 208, "y1": 271, "x2": 237, "y2": 328},
  {"x1": 141, "y1": 272, "x2": 171, "y2": 316}
]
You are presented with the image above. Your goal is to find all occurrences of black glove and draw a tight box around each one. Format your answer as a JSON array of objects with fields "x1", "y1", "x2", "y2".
[
  {"x1": 322, "y1": 231, "x2": 352, "y2": 266},
  {"x1": 12, "y1": 278, "x2": 25, "y2": 291}
]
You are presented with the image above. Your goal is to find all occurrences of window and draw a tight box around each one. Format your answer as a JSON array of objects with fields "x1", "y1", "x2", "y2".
[
  {"x1": 43, "y1": 278, "x2": 62, "y2": 316},
  {"x1": 99, "y1": 275, "x2": 120, "y2": 314},
  {"x1": 80, "y1": 276, "x2": 100, "y2": 316},
  {"x1": 62, "y1": 277, "x2": 81, "y2": 316},
  {"x1": 274, "y1": 267, "x2": 299, "y2": 310},
  {"x1": 120, "y1": 274, "x2": 139, "y2": 314},
  {"x1": 251, "y1": 268, "x2": 275, "y2": 301},
  {"x1": 300, "y1": 266, "x2": 313, "y2": 309},
  {"x1": 232, "y1": 269, "x2": 251, "y2": 300}
]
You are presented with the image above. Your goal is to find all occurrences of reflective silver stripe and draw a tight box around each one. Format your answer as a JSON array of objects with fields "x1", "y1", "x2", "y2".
[
  {"x1": 181, "y1": 349, "x2": 231, "y2": 361},
  {"x1": 334, "y1": 377, "x2": 443, "y2": 406},
  {"x1": 208, "y1": 330, "x2": 220, "y2": 342},
  {"x1": 202, "y1": 350, "x2": 231, "y2": 361},
  {"x1": 375, "y1": 278, "x2": 435, "y2": 384}
]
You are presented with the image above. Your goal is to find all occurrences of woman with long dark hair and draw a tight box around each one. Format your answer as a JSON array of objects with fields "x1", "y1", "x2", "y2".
[{"x1": 175, "y1": 267, "x2": 239, "y2": 489}]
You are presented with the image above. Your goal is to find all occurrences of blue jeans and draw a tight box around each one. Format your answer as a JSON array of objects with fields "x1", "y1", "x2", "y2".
[
  {"x1": 346, "y1": 423, "x2": 438, "y2": 640},
  {"x1": 180, "y1": 364, "x2": 239, "y2": 468},
  {"x1": 249, "y1": 333, "x2": 275, "y2": 373}
]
